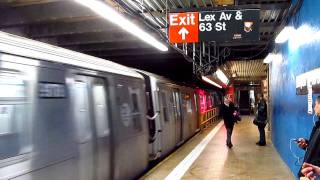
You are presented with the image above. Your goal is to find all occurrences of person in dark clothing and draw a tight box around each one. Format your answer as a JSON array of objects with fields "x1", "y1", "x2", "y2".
[
  {"x1": 256, "y1": 94, "x2": 268, "y2": 146},
  {"x1": 297, "y1": 96, "x2": 320, "y2": 178},
  {"x1": 221, "y1": 95, "x2": 237, "y2": 148}
]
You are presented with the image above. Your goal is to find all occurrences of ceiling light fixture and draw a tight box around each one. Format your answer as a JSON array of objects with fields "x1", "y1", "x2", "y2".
[
  {"x1": 74, "y1": 0, "x2": 168, "y2": 51},
  {"x1": 202, "y1": 76, "x2": 222, "y2": 88},
  {"x1": 216, "y1": 69, "x2": 229, "y2": 85}
]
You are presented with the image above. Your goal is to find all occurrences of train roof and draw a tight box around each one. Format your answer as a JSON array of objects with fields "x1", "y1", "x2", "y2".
[
  {"x1": 135, "y1": 69, "x2": 195, "y2": 90},
  {"x1": 0, "y1": 31, "x2": 143, "y2": 79},
  {"x1": 134, "y1": 69, "x2": 170, "y2": 82}
]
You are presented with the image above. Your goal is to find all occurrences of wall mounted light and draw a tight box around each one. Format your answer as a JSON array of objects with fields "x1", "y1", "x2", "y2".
[
  {"x1": 216, "y1": 69, "x2": 229, "y2": 85},
  {"x1": 201, "y1": 76, "x2": 222, "y2": 88}
]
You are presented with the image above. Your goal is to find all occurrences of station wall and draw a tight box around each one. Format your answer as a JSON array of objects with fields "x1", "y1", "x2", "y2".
[{"x1": 270, "y1": 0, "x2": 320, "y2": 177}]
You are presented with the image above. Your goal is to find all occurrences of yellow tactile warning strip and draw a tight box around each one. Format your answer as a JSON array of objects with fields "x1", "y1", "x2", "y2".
[{"x1": 140, "y1": 116, "x2": 295, "y2": 180}]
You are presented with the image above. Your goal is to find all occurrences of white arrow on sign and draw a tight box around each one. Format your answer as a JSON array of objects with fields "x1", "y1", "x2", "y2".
[{"x1": 178, "y1": 27, "x2": 189, "y2": 40}]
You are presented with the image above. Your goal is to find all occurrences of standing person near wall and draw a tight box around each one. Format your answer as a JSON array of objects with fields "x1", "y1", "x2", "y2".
[
  {"x1": 221, "y1": 94, "x2": 237, "y2": 148},
  {"x1": 255, "y1": 94, "x2": 268, "y2": 146},
  {"x1": 297, "y1": 96, "x2": 320, "y2": 178}
]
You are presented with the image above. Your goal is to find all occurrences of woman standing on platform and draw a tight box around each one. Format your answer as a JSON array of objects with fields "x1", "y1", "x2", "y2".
[
  {"x1": 221, "y1": 94, "x2": 237, "y2": 148},
  {"x1": 255, "y1": 94, "x2": 268, "y2": 146}
]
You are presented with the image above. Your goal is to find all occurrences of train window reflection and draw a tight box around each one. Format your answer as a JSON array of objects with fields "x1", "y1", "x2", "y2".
[
  {"x1": 0, "y1": 71, "x2": 30, "y2": 160},
  {"x1": 129, "y1": 87, "x2": 142, "y2": 132},
  {"x1": 93, "y1": 85, "x2": 109, "y2": 137},
  {"x1": 184, "y1": 93, "x2": 193, "y2": 113},
  {"x1": 161, "y1": 91, "x2": 169, "y2": 122},
  {"x1": 74, "y1": 81, "x2": 92, "y2": 143},
  {"x1": 0, "y1": 73, "x2": 25, "y2": 98}
]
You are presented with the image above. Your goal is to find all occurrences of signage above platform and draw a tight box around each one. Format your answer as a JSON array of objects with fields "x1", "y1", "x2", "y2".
[
  {"x1": 168, "y1": 9, "x2": 260, "y2": 43},
  {"x1": 169, "y1": 12, "x2": 199, "y2": 43}
]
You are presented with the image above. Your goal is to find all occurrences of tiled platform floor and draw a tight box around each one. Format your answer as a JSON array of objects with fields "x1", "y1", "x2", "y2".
[{"x1": 141, "y1": 116, "x2": 295, "y2": 180}]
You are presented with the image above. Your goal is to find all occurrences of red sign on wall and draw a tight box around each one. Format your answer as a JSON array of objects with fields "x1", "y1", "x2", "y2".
[{"x1": 169, "y1": 12, "x2": 199, "y2": 43}]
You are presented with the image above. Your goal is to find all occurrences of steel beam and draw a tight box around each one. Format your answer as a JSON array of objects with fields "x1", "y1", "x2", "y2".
[
  {"x1": 88, "y1": 48, "x2": 176, "y2": 57},
  {"x1": 37, "y1": 32, "x2": 139, "y2": 46},
  {"x1": 64, "y1": 41, "x2": 151, "y2": 52},
  {"x1": 100, "y1": 53, "x2": 183, "y2": 61}
]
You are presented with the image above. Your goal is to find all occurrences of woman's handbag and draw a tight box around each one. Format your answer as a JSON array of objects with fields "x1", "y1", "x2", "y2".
[
  {"x1": 253, "y1": 118, "x2": 259, "y2": 126},
  {"x1": 253, "y1": 117, "x2": 267, "y2": 126}
]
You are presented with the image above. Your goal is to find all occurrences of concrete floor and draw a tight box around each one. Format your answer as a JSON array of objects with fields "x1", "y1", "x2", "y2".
[{"x1": 140, "y1": 116, "x2": 295, "y2": 180}]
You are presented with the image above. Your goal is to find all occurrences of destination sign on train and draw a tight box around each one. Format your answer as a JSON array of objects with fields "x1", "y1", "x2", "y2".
[{"x1": 169, "y1": 9, "x2": 259, "y2": 43}]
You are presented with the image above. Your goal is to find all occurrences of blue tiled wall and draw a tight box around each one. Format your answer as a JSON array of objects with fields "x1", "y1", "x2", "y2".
[{"x1": 270, "y1": 0, "x2": 320, "y2": 177}]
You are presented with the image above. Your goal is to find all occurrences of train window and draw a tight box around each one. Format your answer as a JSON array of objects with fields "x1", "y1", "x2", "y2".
[
  {"x1": 207, "y1": 95, "x2": 213, "y2": 109},
  {"x1": 194, "y1": 94, "x2": 198, "y2": 112},
  {"x1": 174, "y1": 91, "x2": 181, "y2": 117},
  {"x1": 184, "y1": 93, "x2": 193, "y2": 113},
  {"x1": 0, "y1": 105, "x2": 13, "y2": 134},
  {"x1": 0, "y1": 72, "x2": 30, "y2": 160},
  {"x1": 0, "y1": 73, "x2": 25, "y2": 99},
  {"x1": 171, "y1": 92, "x2": 178, "y2": 119},
  {"x1": 161, "y1": 91, "x2": 169, "y2": 122},
  {"x1": 129, "y1": 87, "x2": 142, "y2": 132},
  {"x1": 168, "y1": 91, "x2": 174, "y2": 117},
  {"x1": 92, "y1": 84, "x2": 109, "y2": 137},
  {"x1": 74, "y1": 81, "x2": 92, "y2": 143},
  {"x1": 146, "y1": 92, "x2": 151, "y2": 111}
]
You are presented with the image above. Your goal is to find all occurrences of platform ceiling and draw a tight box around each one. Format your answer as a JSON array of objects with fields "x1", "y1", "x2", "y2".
[{"x1": 0, "y1": 0, "x2": 290, "y2": 87}]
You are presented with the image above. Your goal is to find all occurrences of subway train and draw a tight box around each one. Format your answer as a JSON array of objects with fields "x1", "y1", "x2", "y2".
[{"x1": 0, "y1": 31, "x2": 220, "y2": 180}]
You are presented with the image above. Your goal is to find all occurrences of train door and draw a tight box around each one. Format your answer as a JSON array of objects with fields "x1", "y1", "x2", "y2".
[
  {"x1": 158, "y1": 86, "x2": 175, "y2": 155},
  {"x1": 172, "y1": 90, "x2": 183, "y2": 145},
  {"x1": 181, "y1": 91, "x2": 197, "y2": 139},
  {"x1": 72, "y1": 75, "x2": 111, "y2": 180},
  {"x1": 113, "y1": 78, "x2": 148, "y2": 179}
]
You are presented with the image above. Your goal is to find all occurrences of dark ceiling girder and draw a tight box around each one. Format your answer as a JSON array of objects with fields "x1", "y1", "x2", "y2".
[
  {"x1": 64, "y1": 41, "x2": 151, "y2": 52},
  {"x1": 89, "y1": 48, "x2": 177, "y2": 57},
  {"x1": 100, "y1": 53, "x2": 184, "y2": 61},
  {"x1": 27, "y1": 19, "x2": 121, "y2": 38},
  {"x1": 37, "y1": 32, "x2": 139, "y2": 46},
  {"x1": 113, "y1": 59, "x2": 189, "y2": 66},
  {"x1": 0, "y1": 1, "x2": 96, "y2": 27}
]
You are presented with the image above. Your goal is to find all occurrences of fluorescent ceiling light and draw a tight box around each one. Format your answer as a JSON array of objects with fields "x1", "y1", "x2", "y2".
[
  {"x1": 216, "y1": 69, "x2": 229, "y2": 85},
  {"x1": 202, "y1": 76, "x2": 222, "y2": 88},
  {"x1": 275, "y1": 26, "x2": 295, "y2": 43},
  {"x1": 74, "y1": 0, "x2": 168, "y2": 51},
  {"x1": 263, "y1": 53, "x2": 282, "y2": 64}
]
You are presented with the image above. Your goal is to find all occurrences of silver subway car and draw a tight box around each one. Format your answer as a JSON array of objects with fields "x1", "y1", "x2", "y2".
[
  {"x1": 0, "y1": 32, "x2": 148, "y2": 180},
  {"x1": 137, "y1": 71, "x2": 199, "y2": 160}
]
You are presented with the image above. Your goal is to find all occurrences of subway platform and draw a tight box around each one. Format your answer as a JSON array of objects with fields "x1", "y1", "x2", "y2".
[{"x1": 141, "y1": 116, "x2": 294, "y2": 180}]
